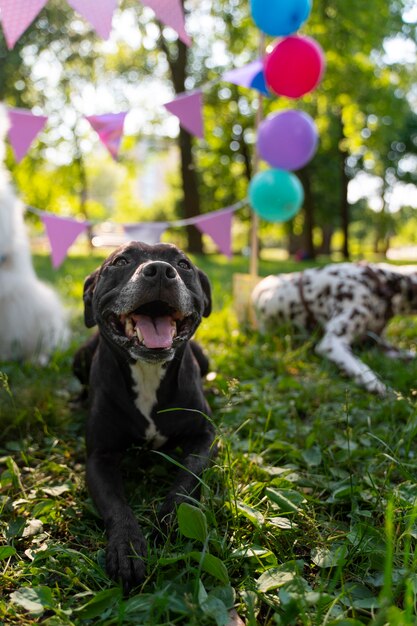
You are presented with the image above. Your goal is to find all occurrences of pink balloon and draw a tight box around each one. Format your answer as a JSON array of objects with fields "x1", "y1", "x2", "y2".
[
  {"x1": 257, "y1": 110, "x2": 319, "y2": 170},
  {"x1": 264, "y1": 36, "x2": 325, "y2": 99}
]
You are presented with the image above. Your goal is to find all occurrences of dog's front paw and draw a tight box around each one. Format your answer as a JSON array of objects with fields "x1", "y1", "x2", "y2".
[
  {"x1": 364, "y1": 378, "x2": 390, "y2": 397},
  {"x1": 106, "y1": 525, "x2": 147, "y2": 593}
]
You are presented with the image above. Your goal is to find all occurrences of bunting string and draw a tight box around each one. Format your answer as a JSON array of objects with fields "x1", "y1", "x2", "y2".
[
  {"x1": 26, "y1": 200, "x2": 248, "y2": 268},
  {"x1": 3, "y1": 54, "x2": 266, "y2": 161},
  {"x1": 0, "y1": 0, "x2": 190, "y2": 50},
  {"x1": 2, "y1": 1, "x2": 267, "y2": 268}
]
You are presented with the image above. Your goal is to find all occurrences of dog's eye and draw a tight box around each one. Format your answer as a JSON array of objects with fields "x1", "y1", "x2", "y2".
[
  {"x1": 112, "y1": 256, "x2": 128, "y2": 267},
  {"x1": 178, "y1": 259, "x2": 191, "y2": 270}
]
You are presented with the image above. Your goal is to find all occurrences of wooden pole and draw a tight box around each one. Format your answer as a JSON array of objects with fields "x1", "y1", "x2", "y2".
[{"x1": 249, "y1": 32, "x2": 265, "y2": 277}]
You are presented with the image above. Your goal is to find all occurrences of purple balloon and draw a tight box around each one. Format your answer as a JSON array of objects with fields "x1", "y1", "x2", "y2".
[{"x1": 257, "y1": 109, "x2": 319, "y2": 171}]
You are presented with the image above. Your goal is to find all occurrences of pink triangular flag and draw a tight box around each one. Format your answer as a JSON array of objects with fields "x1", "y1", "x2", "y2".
[
  {"x1": 164, "y1": 91, "x2": 203, "y2": 139},
  {"x1": 124, "y1": 223, "x2": 168, "y2": 245},
  {"x1": 85, "y1": 112, "x2": 127, "y2": 159},
  {"x1": 41, "y1": 214, "x2": 88, "y2": 268},
  {"x1": 194, "y1": 208, "x2": 234, "y2": 258},
  {"x1": 66, "y1": 0, "x2": 118, "y2": 39},
  {"x1": 7, "y1": 108, "x2": 48, "y2": 162},
  {"x1": 0, "y1": 0, "x2": 48, "y2": 49},
  {"x1": 141, "y1": 0, "x2": 191, "y2": 46},
  {"x1": 223, "y1": 60, "x2": 263, "y2": 88}
]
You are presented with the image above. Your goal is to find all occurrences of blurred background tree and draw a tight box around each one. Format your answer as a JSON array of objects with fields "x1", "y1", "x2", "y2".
[{"x1": 0, "y1": 0, "x2": 416, "y2": 259}]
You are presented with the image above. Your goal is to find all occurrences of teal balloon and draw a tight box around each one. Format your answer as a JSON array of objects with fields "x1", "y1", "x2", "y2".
[{"x1": 249, "y1": 169, "x2": 304, "y2": 222}]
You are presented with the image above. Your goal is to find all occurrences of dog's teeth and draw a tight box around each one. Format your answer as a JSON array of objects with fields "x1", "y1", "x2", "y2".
[
  {"x1": 136, "y1": 326, "x2": 144, "y2": 343},
  {"x1": 171, "y1": 320, "x2": 177, "y2": 338},
  {"x1": 124, "y1": 317, "x2": 135, "y2": 338}
]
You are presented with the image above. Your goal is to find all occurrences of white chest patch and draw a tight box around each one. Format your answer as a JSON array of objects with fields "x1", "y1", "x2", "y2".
[{"x1": 130, "y1": 361, "x2": 168, "y2": 448}]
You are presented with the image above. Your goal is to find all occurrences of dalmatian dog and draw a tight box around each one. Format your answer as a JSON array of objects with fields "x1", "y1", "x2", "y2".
[
  {"x1": 0, "y1": 104, "x2": 69, "y2": 363},
  {"x1": 252, "y1": 262, "x2": 417, "y2": 395}
]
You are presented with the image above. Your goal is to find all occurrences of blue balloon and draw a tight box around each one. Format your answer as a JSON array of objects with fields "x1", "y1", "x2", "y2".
[
  {"x1": 249, "y1": 169, "x2": 304, "y2": 222},
  {"x1": 250, "y1": 69, "x2": 270, "y2": 96},
  {"x1": 250, "y1": 0, "x2": 312, "y2": 37}
]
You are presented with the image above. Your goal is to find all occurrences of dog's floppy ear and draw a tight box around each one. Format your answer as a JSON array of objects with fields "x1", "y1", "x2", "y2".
[
  {"x1": 198, "y1": 269, "x2": 212, "y2": 317},
  {"x1": 83, "y1": 268, "x2": 100, "y2": 328}
]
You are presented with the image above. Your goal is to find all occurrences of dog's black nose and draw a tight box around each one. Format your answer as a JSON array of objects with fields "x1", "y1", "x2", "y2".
[{"x1": 142, "y1": 261, "x2": 177, "y2": 281}]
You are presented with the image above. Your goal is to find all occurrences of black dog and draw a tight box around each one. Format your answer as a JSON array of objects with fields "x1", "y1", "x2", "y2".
[{"x1": 74, "y1": 241, "x2": 215, "y2": 591}]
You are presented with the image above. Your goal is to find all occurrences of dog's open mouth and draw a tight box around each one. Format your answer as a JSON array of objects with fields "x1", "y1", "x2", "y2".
[{"x1": 107, "y1": 301, "x2": 195, "y2": 352}]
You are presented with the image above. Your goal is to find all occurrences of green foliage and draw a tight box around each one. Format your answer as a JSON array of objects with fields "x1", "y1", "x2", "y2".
[
  {"x1": 1, "y1": 2, "x2": 417, "y2": 622},
  {"x1": 178, "y1": 502, "x2": 209, "y2": 543},
  {"x1": 1, "y1": 0, "x2": 416, "y2": 253},
  {"x1": 2, "y1": 253, "x2": 417, "y2": 625}
]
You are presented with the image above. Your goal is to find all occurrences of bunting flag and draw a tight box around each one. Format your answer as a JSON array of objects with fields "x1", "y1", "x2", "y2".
[
  {"x1": 41, "y1": 214, "x2": 89, "y2": 268},
  {"x1": 28, "y1": 201, "x2": 244, "y2": 268},
  {"x1": 66, "y1": 0, "x2": 118, "y2": 39},
  {"x1": 85, "y1": 112, "x2": 127, "y2": 159},
  {"x1": 0, "y1": 0, "x2": 48, "y2": 49},
  {"x1": 7, "y1": 108, "x2": 48, "y2": 162},
  {"x1": 164, "y1": 91, "x2": 204, "y2": 139},
  {"x1": 141, "y1": 0, "x2": 191, "y2": 46},
  {"x1": 124, "y1": 222, "x2": 168, "y2": 245},
  {"x1": 222, "y1": 59, "x2": 270, "y2": 96},
  {"x1": 194, "y1": 207, "x2": 234, "y2": 258}
]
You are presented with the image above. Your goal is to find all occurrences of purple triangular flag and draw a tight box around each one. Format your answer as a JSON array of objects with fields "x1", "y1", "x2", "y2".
[
  {"x1": 164, "y1": 91, "x2": 203, "y2": 139},
  {"x1": 124, "y1": 222, "x2": 168, "y2": 245},
  {"x1": 41, "y1": 214, "x2": 88, "y2": 268},
  {"x1": 0, "y1": 0, "x2": 48, "y2": 49},
  {"x1": 66, "y1": 0, "x2": 118, "y2": 39},
  {"x1": 194, "y1": 208, "x2": 234, "y2": 258},
  {"x1": 7, "y1": 108, "x2": 48, "y2": 162},
  {"x1": 85, "y1": 112, "x2": 127, "y2": 159},
  {"x1": 223, "y1": 59, "x2": 269, "y2": 96},
  {"x1": 141, "y1": 0, "x2": 191, "y2": 46}
]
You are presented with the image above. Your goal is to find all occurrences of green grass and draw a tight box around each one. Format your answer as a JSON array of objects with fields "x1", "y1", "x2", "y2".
[{"x1": 1, "y1": 251, "x2": 417, "y2": 625}]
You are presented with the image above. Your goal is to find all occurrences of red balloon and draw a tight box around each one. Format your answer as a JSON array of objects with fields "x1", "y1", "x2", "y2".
[{"x1": 264, "y1": 36, "x2": 325, "y2": 99}]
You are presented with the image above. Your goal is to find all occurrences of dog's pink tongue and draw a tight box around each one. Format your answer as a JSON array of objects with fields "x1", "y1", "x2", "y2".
[{"x1": 135, "y1": 315, "x2": 174, "y2": 349}]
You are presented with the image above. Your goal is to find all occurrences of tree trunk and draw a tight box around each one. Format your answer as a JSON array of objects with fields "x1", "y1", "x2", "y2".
[
  {"x1": 159, "y1": 7, "x2": 203, "y2": 254},
  {"x1": 240, "y1": 132, "x2": 253, "y2": 182},
  {"x1": 319, "y1": 224, "x2": 334, "y2": 255},
  {"x1": 75, "y1": 152, "x2": 93, "y2": 247},
  {"x1": 298, "y1": 167, "x2": 316, "y2": 259},
  {"x1": 178, "y1": 126, "x2": 203, "y2": 252},
  {"x1": 288, "y1": 232, "x2": 303, "y2": 256},
  {"x1": 337, "y1": 113, "x2": 350, "y2": 259},
  {"x1": 383, "y1": 236, "x2": 390, "y2": 257}
]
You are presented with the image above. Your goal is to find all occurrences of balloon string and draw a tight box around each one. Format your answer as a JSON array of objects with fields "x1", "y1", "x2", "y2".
[{"x1": 249, "y1": 31, "x2": 265, "y2": 277}]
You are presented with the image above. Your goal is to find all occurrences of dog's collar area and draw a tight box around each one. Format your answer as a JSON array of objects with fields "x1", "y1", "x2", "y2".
[{"x1": 298, "y1": 271, "x2": 316, "y2": 329}]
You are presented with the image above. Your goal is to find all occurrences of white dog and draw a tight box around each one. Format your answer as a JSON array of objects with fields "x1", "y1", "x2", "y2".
[{"x1": 0, "y1": 105, "x2": 69, "y2": 363}]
